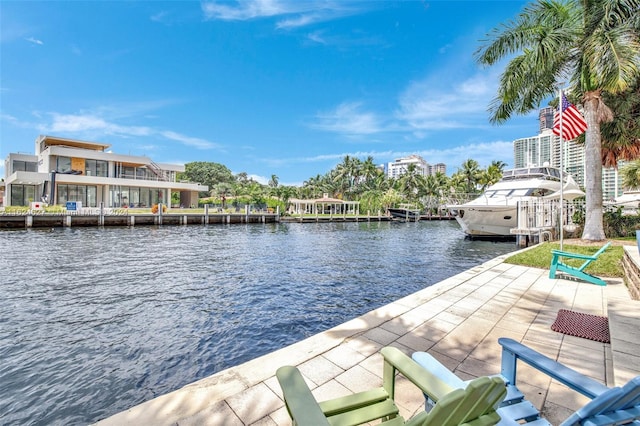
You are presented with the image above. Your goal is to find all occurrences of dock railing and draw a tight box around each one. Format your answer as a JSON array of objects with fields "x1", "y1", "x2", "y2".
[{"x1": 512, "y1": 199, "x2": 583, "y2": 241}]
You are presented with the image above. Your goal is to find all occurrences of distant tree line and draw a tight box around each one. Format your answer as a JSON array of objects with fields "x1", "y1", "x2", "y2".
[{"x1": 176, "y1": 157, "x2": 509, "y2": 215}]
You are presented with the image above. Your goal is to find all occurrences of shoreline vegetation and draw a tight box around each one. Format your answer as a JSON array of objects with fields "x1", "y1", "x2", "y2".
[{"x1": 504, "y1": 239, "x2": 632, "y2": 278}]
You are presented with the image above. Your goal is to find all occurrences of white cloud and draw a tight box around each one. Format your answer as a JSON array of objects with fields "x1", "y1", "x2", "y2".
[
  {"x1": 395, "y1": 71, "x2": 497, "y2": 132},
  {"x1": 150, "y1": 11, "x2": 169, "y2": 23},
  {"x1": 201, "y1": 0, "x2": 366, "y2": 29},
  {"x1": 306, "y1": 31, "x2": 327, "y2": 45},
  {"x1": 202, "y1": 0, "x2": 306, "y2": 21},
  {"x1": 310, "y1": 69, "x2": 506, "y2": 139},
  {"x1": 311, "y1": 102, "x2": 383, "y2": 136},
  {"x1": 30, "y1": 110, "x2": 221, "y2": 151},
  {"x1": 160, "y1": 130, "x2": 219, "y2": 149},
  {"x1": 26, "y1": 37, "x2": 43, "y2": 45},
  {"x1": 46, "y1": 113, "x2": 152, "y2": 137}
]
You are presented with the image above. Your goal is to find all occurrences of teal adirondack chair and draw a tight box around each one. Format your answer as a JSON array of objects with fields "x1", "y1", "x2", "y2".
[
  {"x1": 549, "y1": 242, "x2": 611, "y2": 286},
  {"x1": 276, "y1": 346, "x2": 507, "y2": 426},
  {"x1": 412, "y1": 338, "x2": 640, "y2": 425}
]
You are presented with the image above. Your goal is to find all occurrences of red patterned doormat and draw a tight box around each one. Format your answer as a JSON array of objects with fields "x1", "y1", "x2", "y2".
[{"x1": 551, "y1": 309, "x2": 610, "y2": 343}]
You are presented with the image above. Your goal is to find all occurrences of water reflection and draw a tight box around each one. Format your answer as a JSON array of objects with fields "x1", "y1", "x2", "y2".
[{"x1": 0, "y1": 221, "x2": 516, "y2": 425}]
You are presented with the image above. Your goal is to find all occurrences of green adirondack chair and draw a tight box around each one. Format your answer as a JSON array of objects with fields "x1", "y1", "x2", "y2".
[
  {"x1": 412, "y1": 338, "x2": 640, "y2": 425},
  {"x1": 276, "y1": 346, "x2": 507, "y2": 426},
  {"x1": 549, "y1": 242, "x2": 611, "y2": 286}
]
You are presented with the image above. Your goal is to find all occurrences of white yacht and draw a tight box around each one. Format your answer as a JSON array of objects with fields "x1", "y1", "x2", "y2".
[
  {"x1": 448, "y1": 166, "x2": 584, "y2": 238},
  {"x1": 608, "y1": 190, "x2": 640, "y2": 212}
]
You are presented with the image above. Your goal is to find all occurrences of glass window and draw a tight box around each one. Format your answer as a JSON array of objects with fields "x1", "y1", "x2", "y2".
[
  {"x1": 87, "y1": 186, "x2": 97, "y2": 207},
  {"x1": 120, "y1": 188, "x2": 129, "y2": 207},
  {"x1": 12, "y1": 160, "x2": 25, "y2": 172},
  {"x1": 57, "y1": 157, "x2": 71, "y2": 173},
  {"x1": 68, "y1": 185, "x2": 79, "y2": 201},
  {"x1": 57, "y1": 185, "x2": 68, "y2": 204},
  {"x1": 96, "y1": 161, "x2": 108, "y2": 177},
  {"x1": 130, "y1": 188, "x2": 140, "y2": 207},
  {"x1": 85, "y1": 159, "x2": 96, "y2": 176},
  {"x1": 139, "y1": 188, "x2": 150, "y2": 207},
  {"x1": 11, "y1": 160, "x2": 36, "y2": 172},
  {"x1": 11, "y1": 185, "x2": 24, "y2": 206}
]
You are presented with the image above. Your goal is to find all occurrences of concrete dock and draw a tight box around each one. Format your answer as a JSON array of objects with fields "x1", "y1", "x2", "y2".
[{"x1": 97, "y1": 245, "x2": 639, "y2": 426}]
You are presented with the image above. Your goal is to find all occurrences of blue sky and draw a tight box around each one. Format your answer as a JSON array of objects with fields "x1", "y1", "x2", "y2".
[{"x1": 1, "y1": 0, "x2": 542, "y2": 186}]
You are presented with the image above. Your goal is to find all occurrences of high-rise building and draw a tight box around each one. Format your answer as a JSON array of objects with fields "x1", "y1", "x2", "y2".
[
  {"x1": 603, "y1": 164, "x2": 626, "y2": 201},
  {"x1": 385, "y1": 156, "x2": 446, "y2": 179},
  {"x1": 427, "y1": 163, "x2": 446, "y2": 176},
  {"x1": 386, "y1": 155, "x2": 428, "y2": 178},
  {"x1": 513, "y1": 111, "x2": 623, "y2": 198},
  {"x1": 513, "y1": 131, "x2": 554, "y2": 169},
  {"x1": 539, "y1": 107, "x2": 554, "y2": 132}
]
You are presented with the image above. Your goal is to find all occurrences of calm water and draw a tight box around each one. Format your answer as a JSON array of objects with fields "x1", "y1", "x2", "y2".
[{"x1": 0, "y1": 221, "x2": 516, "y2": 425}]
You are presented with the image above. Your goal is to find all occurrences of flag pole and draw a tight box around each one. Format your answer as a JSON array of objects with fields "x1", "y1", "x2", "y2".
[{"x1": 558, "y1": 87, "x2": 564, "y2": 251}]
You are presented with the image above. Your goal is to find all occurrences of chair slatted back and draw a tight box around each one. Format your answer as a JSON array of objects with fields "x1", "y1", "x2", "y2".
[
  {"x1": 562, "y1": 377, "x2": 640, "y2": 425},
  {"x1": 422, "y1": 376, "x2": 506, "y2": 426},
  {"x1": 614, "y1": 377, "x2": 640, "y2": 410}
]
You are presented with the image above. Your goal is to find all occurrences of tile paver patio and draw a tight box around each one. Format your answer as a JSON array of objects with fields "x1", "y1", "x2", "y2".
[{"x1": 96, "y1": 249, "x2": 637, "y2": 426}]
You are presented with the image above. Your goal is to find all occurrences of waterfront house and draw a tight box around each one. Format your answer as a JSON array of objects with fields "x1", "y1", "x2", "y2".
[{"x1": 3, "y1": 135, "x2": 207, "y2": 209}]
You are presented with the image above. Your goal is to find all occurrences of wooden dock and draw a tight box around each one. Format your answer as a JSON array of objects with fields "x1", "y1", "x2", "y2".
[
  {"x1": 0, "y1": 210, "x2": 456, "y2": 229},
  {"x1": 0, "y1": 212, "x2": 280, "y2": 229}
]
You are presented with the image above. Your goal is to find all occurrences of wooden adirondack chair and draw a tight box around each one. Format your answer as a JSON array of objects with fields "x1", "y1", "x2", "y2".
[
  {"x1": 412, "y1": 337, "x2": 640, "y2": 425},
  {"x1": 276, "y1": 346, "x2": 507, "y2": 426},
  {"x1": 549, "y1": 242, "x2": 611, "y2": 286}
]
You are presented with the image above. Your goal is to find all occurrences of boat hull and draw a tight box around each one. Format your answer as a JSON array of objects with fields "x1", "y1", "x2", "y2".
[
  {"x1": 388, "y1": 208, "x2": 420, "y2": 221},
  {"x1": 451, "y1": 205, "x2": 517, "y2": 237},
  {"x1": 447, "y1": 166, "x2": 584, "y2": 238}
]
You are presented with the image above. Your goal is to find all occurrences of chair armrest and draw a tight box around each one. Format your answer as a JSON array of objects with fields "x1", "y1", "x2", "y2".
[
  {"x1": 381, "y1": 346, "x2": 456, "y2": 402},
  {"x1": 498, "y1": 338, "x2": 609, "y2": 399},
  {"x1": 412, "y1": 352, "x2": 467, "y2": 389},
  {"x1": 276, "y1": 366, "x2": 331, "y2": 425},
  {"x1": 552, "y1": 242, "x2": 611, "y2": 261},
  {"x1": 551, "y1": 250, "x2": 597, "y2": 261}
]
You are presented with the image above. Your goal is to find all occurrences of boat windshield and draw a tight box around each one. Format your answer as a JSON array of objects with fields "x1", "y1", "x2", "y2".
[
  {"x1": 500, "y1": 167, "x2": 561, "y2": 182},
  {"x1": 484, "y1": 188, "x2": 553, "y2": 198},
  {"x1": 511, "y1": 189, "x2": 530, "y2": 196}
]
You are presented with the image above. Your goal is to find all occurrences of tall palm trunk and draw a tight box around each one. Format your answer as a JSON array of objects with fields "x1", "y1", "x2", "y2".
[{"x1": 581, "y1": 91, "x2": 608, "y2": 241}]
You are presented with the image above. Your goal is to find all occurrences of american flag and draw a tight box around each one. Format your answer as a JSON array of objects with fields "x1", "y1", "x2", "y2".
[{"x1": 552, "y1": 94, "x2": 588, "y2": 140}]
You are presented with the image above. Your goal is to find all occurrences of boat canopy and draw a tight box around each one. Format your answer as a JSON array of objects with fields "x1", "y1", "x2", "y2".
[{"x1": 501, "y1": 167, "x2": 561, "y2": 181}]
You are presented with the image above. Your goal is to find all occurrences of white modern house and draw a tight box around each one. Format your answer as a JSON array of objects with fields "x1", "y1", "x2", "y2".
[{"x1": 3, "y1": 135, "x2": 208, "y2": 209}]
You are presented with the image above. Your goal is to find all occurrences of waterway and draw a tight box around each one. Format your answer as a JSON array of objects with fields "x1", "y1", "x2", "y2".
[{"x1": 0, "y1": 221, "x2": 517, "y2": 425}]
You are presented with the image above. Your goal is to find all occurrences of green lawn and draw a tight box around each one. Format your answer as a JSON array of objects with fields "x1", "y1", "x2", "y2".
[{"x1": 504, "y1": 242, "x2": 625, "y2": 278}]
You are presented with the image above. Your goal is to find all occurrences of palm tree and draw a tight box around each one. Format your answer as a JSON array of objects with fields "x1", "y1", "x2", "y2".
[
  {"x1": 333, "y1": 155, "x2": 362, "y2": 199},
  {"x1": 621, "y1": 161, "x2": 640, "y2": 190},
  {"x1": 600, "y1": 78, "x2": 640, "y2": 167},
  {"x1": 396, "y1": 163, "x2": 425, "y2": 202},
  {"x1": 268, "y1": 174, "x2": 279, "y2": 189},
  {"x1": 302, "y1": 174, "x2": 323, "y2": 199},
  {"x1": 476, "y1": 0, "x2": 640, "y2": 240},
  {"x1": 459, "y1": 159, "x2": 481, "y2": 195},
  {"x1": 358, "y1": 156, "x2": 382, "y2": 195},
  {"x1": 490, "y1": 160, "x2": 508, "y2": 174},
  {"x1": 478, "y1": 162, "x2": 504, "y2": 191}
]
